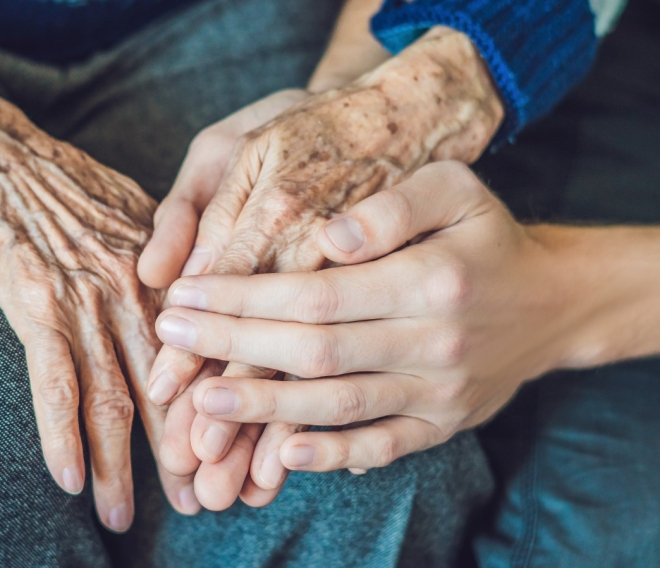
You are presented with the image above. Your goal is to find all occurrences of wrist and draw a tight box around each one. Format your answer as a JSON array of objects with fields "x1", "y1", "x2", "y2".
[
  {"x1": 356, "y1": 26, "x2": 504, "y2": 164},
  {"x1": 307, "y1": 0, "x2": 390, "y2": 93},
  {"x1": 526, "y1": 224, "x2": 660, "y2": 370}
]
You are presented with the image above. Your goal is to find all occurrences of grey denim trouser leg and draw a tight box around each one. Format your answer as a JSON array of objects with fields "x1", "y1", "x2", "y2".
[{"x1": 0, "y1": 1, "x2": 494, "y2": 567}]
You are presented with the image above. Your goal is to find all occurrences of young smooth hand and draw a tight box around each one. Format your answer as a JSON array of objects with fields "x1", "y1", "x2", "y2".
[{"x1": 159, "y1": 162, "x2": 583, "y2": 477}]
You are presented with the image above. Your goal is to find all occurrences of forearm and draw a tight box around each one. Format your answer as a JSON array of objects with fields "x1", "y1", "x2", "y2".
[
  {"x1": 531, "y1": 224, "x2": 660, "y2": 369},
  {"x1": 308, "y1": 0, "x2": 390, "y2": 93}
]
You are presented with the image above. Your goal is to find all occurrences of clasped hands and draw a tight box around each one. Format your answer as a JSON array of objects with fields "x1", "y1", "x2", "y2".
[
  {"x1": 4, "y1": 27, "x2": 543, "y2": 531},
  {"x1": 147, "y1": 155, "x2": 567, "y2": 513}
]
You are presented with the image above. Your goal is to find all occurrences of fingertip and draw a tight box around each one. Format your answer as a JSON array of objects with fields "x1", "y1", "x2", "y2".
[
  {"x1": 190, "y1": 377, "x2": 210, "y2": 414},
  {"x1": 62, "y1": 464, "x2": 85, "y2": 495},
  {"x1": 177, "y1": 484, "x2": 203, "y2": 516},
  {"x1": 317, "y1": 216, "x2": 366, "y2": 265},
  {"x1": 158, "y1": 464, "x2": 202, "y2": 516},
  {"x1": 193, "y1": 463, "x2": 240, "y2": 512},
  {"x1": 148, "y1": 369, "x2": 181, "y2": 406},
  {"x1": 190, "y1": 416, "x2": 233, "y2": 464},
  {"x1": 280, "y1": 440, "x2": 318, "y2": 471},
  {"x1": 239, "y1": 475, "x2": 283, "y2": 508},
  {"x1": 181, "y1": 245, "x2": 212, "y2": 277},
  {"x1": 106, "y1": 503, "x2": 134, "y2": 534},
  {"x1": 255, "y1": 451, "x2": 286, "y2": 490},
  {"x1": 137, "y1": 233, "x2": 176, "y2": 289}
]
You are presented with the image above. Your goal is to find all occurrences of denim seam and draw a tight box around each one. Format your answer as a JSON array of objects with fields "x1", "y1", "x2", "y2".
[{"x1": 510, "y1": 391, "x2": 540, "y2": 568}]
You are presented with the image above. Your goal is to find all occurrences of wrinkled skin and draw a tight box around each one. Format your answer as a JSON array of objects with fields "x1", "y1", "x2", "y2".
[
  {"x1": 140, "y1": 28, "x2": 504, "y2": 511},
  {"x1": 0, "y1": 99, "x2": 196, "y2": 533}
]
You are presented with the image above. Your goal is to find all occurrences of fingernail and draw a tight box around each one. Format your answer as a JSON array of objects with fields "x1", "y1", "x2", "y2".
[
  {"x1": 178, "y1": 484, "x2": 201, "y2": 515},
  {"x1": 348, "y1": 468, "x2": 368, "y2": 475},
  {"x1": 171, "y1": 285, "x2": 207, "y2": 310},
  {"x1": 287, "y1": 445, "x2": 317, "y2": 467},
  {"x1": 62, "y1": 465, "x2": 83, "y2": 494},
  {"x1": 157, "y1": 316, "x2": 197, "y2": 349},
  {"x1": 200, "y1": 424, "x2": 229, "y2": 459},
  {"x1": 204, "y1": 388, "x2": 239, "y2": 415},
  {"x1": 182, "y1": 246, "x2": 211, "y2": 276},
  {"x1": 325, "y1": 217, "x2": 364, "y2": 253},
  {"x1": 108, "y1": 503, "x2": 131, "y2": 533},
  {"x1": 259, "y1": 452, "x2": 286, "y2": 489},
  {"x1": 148, "y1": 370, "x2": 179, "y2": 405}
]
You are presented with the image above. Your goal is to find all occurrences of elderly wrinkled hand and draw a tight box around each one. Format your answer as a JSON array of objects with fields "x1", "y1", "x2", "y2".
[
  {"x1": 160, "y1": 161, "x2": 573, "y2": 473},
  {"x1": 0, "y1": 100, "x2": 196, "y2": 532}
]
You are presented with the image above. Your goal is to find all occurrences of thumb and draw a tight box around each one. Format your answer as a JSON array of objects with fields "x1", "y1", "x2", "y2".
[
  {"x1": 139, "y1": 89, "x2": 310, "y2": 288},
  {"x1": 137, "y1": 131, "x2": 235, "y2": 289},
  {"x1": 317, "y1": 161, "x2": 493, "y2": 265}
]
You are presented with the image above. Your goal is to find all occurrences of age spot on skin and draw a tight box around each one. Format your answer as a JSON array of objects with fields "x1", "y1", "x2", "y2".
[
  {"x1": 387, "y1": 123, "x2": 398, "y2": 135},
  {"x1": 298, "y1": 161, "x2": 307, "y2": 169},
  {"x1": 309, "y1": 151, "x2": 330, "y2": 162}
]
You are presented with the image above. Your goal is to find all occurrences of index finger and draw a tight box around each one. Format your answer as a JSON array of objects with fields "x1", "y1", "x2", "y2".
[{"x1": 168, "y1": 252, "x2": 429, "y2": 325}]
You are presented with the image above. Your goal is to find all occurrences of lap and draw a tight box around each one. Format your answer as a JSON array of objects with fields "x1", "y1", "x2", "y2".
[{"x1": 128, "y1": 434, "x2": 492, "y2": 568}]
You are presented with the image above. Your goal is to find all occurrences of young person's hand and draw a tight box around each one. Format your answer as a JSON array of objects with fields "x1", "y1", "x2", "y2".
[{"x1": 160, "y1": 162, "x2": 587, "y2": 477}]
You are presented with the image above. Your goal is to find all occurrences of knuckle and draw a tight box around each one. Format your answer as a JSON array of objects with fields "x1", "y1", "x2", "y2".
[
  {"x1": 333, "y1": 439, "x2": 351, "y2": 469},
  {"x1": 373, "y1": 432, "x2": 399, "y2": 468},
  {"x1": 424, "y1": 331, "x2": 468, "y2": 367},
  {"x1": 256, "y1": 387, "x2": 278, "y2": 421},
  {"x1": 205, "y1": 325, "x2": 233, "y2": 360},
  {"x1": 435, "y1": 417, "x2": 462, "y2": 444},
  {"x1": 46, "y1": 430, "x2": 80, "y2": 453},
  {"x1": 424, "y1": 263, "x2": 471, "y2": 314},
  {"x1": 434, "y1": 375, "x2": 471, "y2": 405},
  {"x1": 39, "y1": 378, "x2": 79, "y2": 412},
  {"x1": 295, "y1": 276, "x2": 340, "y2": 324},
  {"x1": 444, "y1": 333, "x2": 469, "y2": 367},
  {"x1": 381, "y1": 188, "x2": 414, "y2": 235},
  {"x1": 85, "y1": 389, "x2": 134, "y2": 430},
  {"x1": 329, "y1": 382, "x2": 367, "y2": 425},
  {"x1": 297, "y1": 332, "x2": 340, "y2": 378}
]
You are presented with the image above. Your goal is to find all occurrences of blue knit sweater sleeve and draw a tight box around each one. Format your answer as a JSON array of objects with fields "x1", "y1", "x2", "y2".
[{"x1": 371, "y1": 0, "x2": 598, "y2": 142}]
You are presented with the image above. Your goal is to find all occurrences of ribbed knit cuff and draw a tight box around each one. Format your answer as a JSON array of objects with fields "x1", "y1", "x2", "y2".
[{"x1": 371, "y1": 0, "x2": 598, "y2": 143}]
